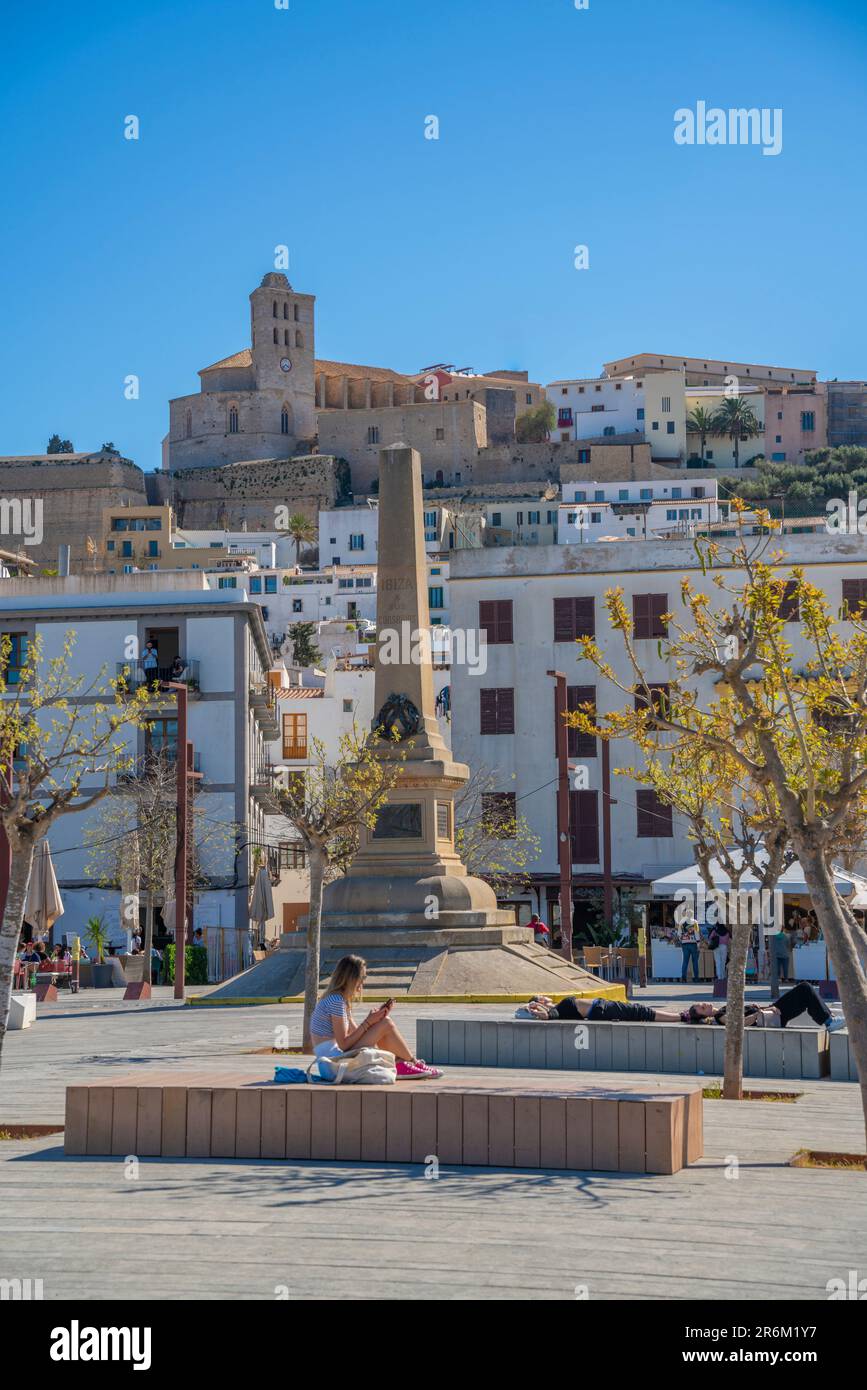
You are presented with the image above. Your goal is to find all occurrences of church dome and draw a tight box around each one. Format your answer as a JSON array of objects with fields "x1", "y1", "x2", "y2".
[{"x1": 260, "y1": 271, "x2": 292, "y2": 288}]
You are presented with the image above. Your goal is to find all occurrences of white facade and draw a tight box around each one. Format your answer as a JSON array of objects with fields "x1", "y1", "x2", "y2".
[
  {"x1": 448, "y1": 533, "x2": 867, "y2": 925},
  {"x1": 546, "y1": 370, "x2": 686, "y2": 461},
  {"x1": 557, "y1": 479, "x2": 719, "y2": 543},
  {"x1": 0, "y1": 578, "x2": 280, "y2": 957},
  {"x1": 172, "y1": 529, "x2": 296, "y2": 567}
]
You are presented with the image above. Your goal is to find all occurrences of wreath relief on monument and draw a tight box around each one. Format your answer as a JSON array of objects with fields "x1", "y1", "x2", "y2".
[{"x1": 373, "y1": 692, "x2": 421, "y2": 741}]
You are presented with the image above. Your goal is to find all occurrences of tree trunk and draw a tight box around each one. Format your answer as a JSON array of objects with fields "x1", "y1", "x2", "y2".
[
  {"x1": 794, "y1": 842, "x2": 867, "y2": 1164},
  {"x1": 723, "y1": 899, "x2": 750, "y2": 1100},
  {"x1": 143, "y1": 890, "x2": 155, "y2": 986},
  {"x1": 302, "y1": 847, "x2": 326, "y2": 1051},
  {"x1": 0, "y1": 838, "x2": 36, "y2": 1073}
]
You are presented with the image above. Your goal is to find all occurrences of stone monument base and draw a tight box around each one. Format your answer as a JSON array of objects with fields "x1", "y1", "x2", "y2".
[{"x1": 205, "y1": 925, "x2": 615, "y2": 1001}]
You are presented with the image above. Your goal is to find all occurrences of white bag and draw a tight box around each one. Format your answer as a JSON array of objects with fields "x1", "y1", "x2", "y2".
[{"x1": 310, "y1": 1047, "x2": 397, "y2": 1085}]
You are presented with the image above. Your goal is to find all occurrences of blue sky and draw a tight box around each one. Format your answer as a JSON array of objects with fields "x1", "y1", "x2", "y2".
[{"x1": 1, "y1": 0, "x2": 865, "y2": 471}]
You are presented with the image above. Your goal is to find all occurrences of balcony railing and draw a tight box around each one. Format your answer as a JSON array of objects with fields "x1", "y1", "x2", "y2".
[
  {"x1": 282, "y1": 742, "x2": 308, "y2": 760},
  {"x1": 116, "y1": 659, "x2": 201, "y2": 693},
  {"x1": 116, "y1": 749, "x2": 202, "y2": 783}
]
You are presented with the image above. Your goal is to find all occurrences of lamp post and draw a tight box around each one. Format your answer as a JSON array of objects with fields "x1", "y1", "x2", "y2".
[
  {"x1": 547, "y1": 669, "x2": 573, "y2": 962},
  {"x1": 161, "y1": 681, "x2": 194, "y2": 1001}
]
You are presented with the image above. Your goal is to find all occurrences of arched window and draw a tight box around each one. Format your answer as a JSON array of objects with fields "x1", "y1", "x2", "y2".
[
  {"x1": 295, "y1": 330, "x2": 304, "y2": 349},
  {"x1": 283, "y1": 303, "x2": 289, "y2": 319},
  {"x1": 281, "y1": 406, "x2": 290, "y2": 436},
  {"x1": 273, "y1": 327, "x2": 278, "y2": 344},
  {"x1": 184, "y1": 409, "x2": 192, "y2": 439},
  {"x1": 294, "y1": 304, "x2": 299, "y2": 322},
  {"x1": 228, "y1": 405, "x2": 239, "y2": 434},
  {"x1": 273, "y1": 301, "x2": 278, "y2": 318},
  {"x1": 284, "y1": 329, "x2": 289, "y2": 345}
]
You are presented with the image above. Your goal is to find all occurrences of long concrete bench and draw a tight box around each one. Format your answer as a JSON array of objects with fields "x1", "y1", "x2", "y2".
[
  {"x1": 830, "y1": 1030, "x2": 858, "y2": 1082},
  {"x1": 64, "y1": 1069, "x2": 703, "y2": 1174},
  {"x1": 416, "y1": 1018, "x2": 830, "y2": 1080}
]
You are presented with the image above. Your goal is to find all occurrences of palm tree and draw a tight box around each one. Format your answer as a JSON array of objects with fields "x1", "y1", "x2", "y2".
[
  {"x1": 685, "y1": 405, "x2": 720, "y2": 463},
  {"x1": 281, "y1": 512, "x2": 316, "y2": 566},
  {"x1": 712, "y1": 396, "x2": 762, "y2": 470}
]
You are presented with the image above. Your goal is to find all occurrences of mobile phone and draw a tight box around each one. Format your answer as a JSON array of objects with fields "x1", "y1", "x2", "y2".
[{"x1": 382, "y1": 997, "x2": 395, "y2": 1011}]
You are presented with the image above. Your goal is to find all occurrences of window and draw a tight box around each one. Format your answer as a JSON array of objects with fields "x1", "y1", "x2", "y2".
[
  {"x1": 283, "y1": 302, "x2": 289, "y2": 319},
  {"x1": 283, "y1": 713, "x2": 308, "y2": 759},
  {"x1": 338, "y1": 579, "x2": 353, "y2": 590},
  {"x1": 574, "y1": 491, "x2": 586, "y2": 503},
  {"x1": 184, "y1": 409, "x2": 192, "y2": 438},
  {"x1": 122, "y1": 541, "x2": 132, "y2": 558},
  {"x1": 691, "y1": 509, "x2": 701, "y2": 519},
  {"x1": 553, "y1": 596, "x2": 595, "y2": 641},
  {"x1": 775, "y1": 435, "x2": 782, "y2": 444},
  {"x1": 295, "y1": 331, "x2": 304, "y2": 349},
  {"x1": 479, "y1": 599, "x2": 513, "y2": 645},
  {"x1": 639, "y1": 488, "x2": 652, "y2": 500},
  {"x1": 801, "y1": 411, "x2": 816, "y2": 432},
  {"x1": 482, "y1": 792, "x2": 516, "y2": 837},
  {"x1": 706, "y1": 450, "x2": 714, "y2": 460},
  {"x1": 619, "y1": 489, "x2": 628, "y2": 500},
  {"x1": 528, "y1": 510, "x2": 540, "y2": 525},
  {"x1": 778, "y1": 411, "x2": 783, "y2": 420},
  {"x1": 672, "y1": 487, "x2": 682, "y2": 499},
  {"x1": 349, "y1": 534, "x2": 365, "y2": 551},
  {"x1": 691, "y1": 487, "x2": 705, "y2": 498},
  {"x1": 558, "y1": 408, "x2": 573, "y2": 427},
  {"x1": 634, "y1": 682, "x2": 670, "y2": 725},
  {"x1": 594, "y1": 490, "x2": 604, "y2": 502},
  {"x1": 661, "y1": 396, "x2": 671, "y2": 412},
  {"x1": 480, "y1": 688, "x2": 515, "y2": 734},
  {"x1": 651, "y1": 421, "x2": 659, "y2": 431},
  {"x1": 636, "y1": 408, "x2": 645, "y2": 421},
  {"x1": 145, "y1": 717, "x2": 178, "y2": 763},
  {"x1": 567, "y1": 685, "x2": 596, "y2": 757},
  {"x1": 666, "y1": 509, "x2": 677, "y2": 521},
  {"x1": 228, "y1": 406, "x2": 239, "y2": 433},
  {"x1": 281, "y1": 406, "x2": 290, "y2": 435},
  {"x1": 148, "y1": 540, "x2": 159, "y2": 557},
  {"x1": 435, "y1": 427, "x2": 445, "y2": 441},
  {"x1": 265, "y1": 576, "x2": 278, "y2": 594},
  {"x1": 842, "y1": 579, "x2": 867, "y2": 617},
  {"x1": 590, "y1": 511, "x2": 601, "y2": 524},
  {"x1": 218, "y1": 577, "x2": 237, "y2": 589},
  {"x1": 292, "y1": 599, "x2": 302, "y2": 613},
  {"x1": 516, "y1": 512, "x2": 524, "y2": 525},
  {"x1": 294, "y1": 304, "x2": 299, "y2": 321},
  {"x1": 284, "y1": 330, "x2": 290, "y2": 346},
  {"x1": 633, "y1": 593, "x2": 668, "y2": 639},
  {"x1": 273, "y1": 327, "x2": 279, "y2": 344},
  {"x1": 273, "y1": 301, "x2": 278, "y2": 318},
  {"x1": 3, "y1": 632, "x2": 29, "y2": 684},
  {"x1": 250, "y1": 577, "x2": 262, "y2": 594},
  {"x1": 570, "y1": 790, "x2": 599, "y2": 863},
  {"x1": 637, "y1": 789, "x2": 673, "y2": 837},
  {"x1": 578, "y1": 449, "x2": 590, "y2": 463},
  {"x1": 667, "y1": 421, "x2": 675, "y2": 434},
  {"x1": 591, "y1": 404, "x2": 605, "y2": 412},
  {"x1": 428, "y1": 586, "x2": 444, "y2": 610},
  {"x1": 343, "y1": 699, "x2": 353, "y2": 714},
  {"x1": 777, "y1": 579, "x2": 800, "y2": 622},
  {"x1": 367, "y1": 426, "x2": 379, "y2": 445},
  {"x1": 526, "y1": 393, "x2": 532, "y2": 405},
  {"x1": 107, "y1": 540, "x2": 115, "y2": 551}
]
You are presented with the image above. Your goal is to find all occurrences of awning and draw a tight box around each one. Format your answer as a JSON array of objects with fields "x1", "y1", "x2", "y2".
[{"x1": 651, "y1": 850, "x2": 865, "y2": 900}]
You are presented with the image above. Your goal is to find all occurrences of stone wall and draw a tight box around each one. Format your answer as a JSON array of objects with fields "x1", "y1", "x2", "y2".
[
  {"x1": 0, "y1": 454, "x2": 147, "y2": 568},
  {"x1": 318, "y1": 398, "x2": 487, "y2": 492},
  {"x1": 149, "y1": 455, "x2": 351, "y2": 530}
]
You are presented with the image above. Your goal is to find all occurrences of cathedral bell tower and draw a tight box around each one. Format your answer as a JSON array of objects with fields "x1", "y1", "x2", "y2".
[{"x1": 249, "y1": 272, "x2": 316, "y2": 443}]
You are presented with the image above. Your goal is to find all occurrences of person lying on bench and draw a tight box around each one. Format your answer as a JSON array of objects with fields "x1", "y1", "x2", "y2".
[
  {"x1": 522, "y1": 995, "x2": 684, "y2": 1023},
  {"x1": 682, "y1": 981, "x2": 846, "y2": 1031},
  {"x1": 310, "y1": 953, "x2": 443, "y2": 1078}
]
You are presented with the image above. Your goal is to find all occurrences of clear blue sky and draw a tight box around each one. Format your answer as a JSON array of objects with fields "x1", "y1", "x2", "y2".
[{"x1": 1, "y1": 0, "x2": 865, "y2": 471}]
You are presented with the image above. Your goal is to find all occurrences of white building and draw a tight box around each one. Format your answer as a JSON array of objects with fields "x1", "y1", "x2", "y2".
[
  {"x1": 546, "y1": 370, "x2": 686, "y2": 461},
  {"x1": 171, "y1": 528, "x2": 295, "y2": 568},
  {"x1": 448, "y1": 532, "x2": 867, "y2": 950},
  {"x1": 557, "y1": 479, "x2": 719, "y2": 543},
  {"x1": 684, "y1": 385, "x2": 766, "y2": 468},
  {"x1": 0, "y1": 572, "x2": 281, "y2": 964}
]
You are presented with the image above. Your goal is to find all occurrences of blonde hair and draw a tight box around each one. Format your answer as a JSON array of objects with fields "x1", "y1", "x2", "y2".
[{"x1": 323, "y1": 954, "x2": 367, "y2": 1001}]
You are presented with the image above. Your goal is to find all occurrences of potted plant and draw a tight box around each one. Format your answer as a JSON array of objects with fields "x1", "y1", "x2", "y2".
[{"x1": 84, "y1": 915, "x2": 114, "y2": 987}]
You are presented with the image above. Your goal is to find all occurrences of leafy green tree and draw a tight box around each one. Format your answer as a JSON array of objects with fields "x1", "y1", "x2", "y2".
[
  {"x1": 289, "y1": 623, "x2": 322, "y2": 668},
  {"x1": 516, "y1": 400, "x2": 556, "y2": 443},
  {"x1": 46, "y1": 434, "x2": 74, "y2": 454}
]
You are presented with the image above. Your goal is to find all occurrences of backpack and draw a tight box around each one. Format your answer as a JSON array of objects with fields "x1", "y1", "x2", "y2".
[{"x1": 310, "y1": 1047, "x2": 397, "y2": 1085}]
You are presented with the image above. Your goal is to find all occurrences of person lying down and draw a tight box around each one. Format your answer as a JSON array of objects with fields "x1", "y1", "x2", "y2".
[
  {"x1": 518, "y1": 996, "x2": 681, "y2": 1023},
  {"x1": 518, "y1": 982, "x2": 846, "y2": 1031}
]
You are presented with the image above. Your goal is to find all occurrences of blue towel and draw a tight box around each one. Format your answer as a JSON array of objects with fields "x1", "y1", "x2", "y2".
[{"x1": 273, "y1": 1065, "x2": 331, "y2": 1085}]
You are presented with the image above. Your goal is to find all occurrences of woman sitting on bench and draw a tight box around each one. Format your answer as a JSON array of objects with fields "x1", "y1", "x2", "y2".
[
  {"x1": 523, "y1": 996, "x2": 684, "y2": 1023},
  {"x1": 310, "y1": 953, "x2": 442, "y2": 1078},
  {"x1": 682, "y1": 981, "x2": 846, "y2": 1031}
]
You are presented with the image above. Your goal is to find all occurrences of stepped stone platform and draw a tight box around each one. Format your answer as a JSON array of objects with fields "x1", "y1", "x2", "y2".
[
  {"x1": 204, "y1": 933, "x2": 620, "y2": 1002},
  {"x1": 63, "y1": 1065, "x2": 703, "y2": 1174},
  {"x1": 830, "y1": 1029, "x2": 858, "y2": 1082},
  {"x1": 418, "y1": 1018, "x2": 831, "y2": 1080}
]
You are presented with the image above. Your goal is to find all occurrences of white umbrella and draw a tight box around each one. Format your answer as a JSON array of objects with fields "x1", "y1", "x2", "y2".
[
  {"x1": 24, "y1": 840, "x2": 64, "y2": 939},
  {"x1": 249, "y1": 866, "x2": 274, "y2": 945}
]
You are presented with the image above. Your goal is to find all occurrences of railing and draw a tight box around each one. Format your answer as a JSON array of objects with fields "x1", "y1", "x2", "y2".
[
  {"x1": 116, "y1": 660, "x2": 200, "y2": 692},
  {"x1": 116, "y1": 749, "x2": 202, "y2": 782},
  {"x1": 282, "y1": 741, "x2": 308, "y2": 760}
]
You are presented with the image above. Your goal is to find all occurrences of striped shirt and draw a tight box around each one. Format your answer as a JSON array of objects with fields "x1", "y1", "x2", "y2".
[{"x1": 310, "y1": 991, "x2": 348, "y2": 1041}]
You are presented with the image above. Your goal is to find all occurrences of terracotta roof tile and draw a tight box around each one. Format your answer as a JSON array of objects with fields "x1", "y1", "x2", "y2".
[{"x1": 201, "y1": 349, "x2": 253, "y2": 373}]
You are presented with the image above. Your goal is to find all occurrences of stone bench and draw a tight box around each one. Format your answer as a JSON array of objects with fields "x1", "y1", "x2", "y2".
[
  {"x1": 63, "y1": 1068, "x2": 703, "y2": 1175},
  {"x1": 830, "y1": 1030, "x2": 857, "y2": 1082},
  {"x1": 8, "y1": 993, "x2": 37, "y2": 1030},
  {"x1": 416, "y1": 1018, "x2": 830, "y2": 1080}
]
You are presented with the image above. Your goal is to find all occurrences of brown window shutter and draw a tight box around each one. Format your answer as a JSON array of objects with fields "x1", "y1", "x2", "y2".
[
  {"x1": 480, "y1": 689, "x2": 497, "y2": 734},
  {"x1": 637, "y1": 789, "x2": 673, "y2": 837},
  {"x1": 567, "y1": 685, "x2": 597, "y2": 757},
  {"x1": 778, "y1": 580, "x2": 800, "y2": 622},
  {"x1": 633, "y1": 593, "x2": 649, "y2": 639},
  {"x1": 650, "y1": 594, "x2": 668, "y2": 637},
  {"x1": 842, "y1": 578, "x2": 867, "y2": 616},
  {"x1": 554, "y1": 597, "x2": 573, "y2": 642},
  {"x1": 497, "y1": 601, "x2": 514, "y2": 643},
  {"x1": 570, "y1": 789, "x2": 599, "y2": 863},
  {"x1": 499, "y1": 687, "x2": 515, "y2": 733},
  {"x1": 574, "y1": 596, "x2": 595, "y2": 638}
]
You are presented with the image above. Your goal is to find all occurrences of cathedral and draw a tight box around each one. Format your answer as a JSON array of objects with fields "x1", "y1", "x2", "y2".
[{"x1": 164, "y1": 272, "x2": 317, "y2": 471}]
